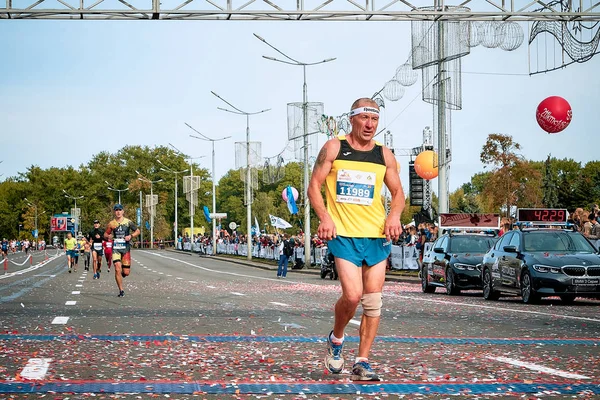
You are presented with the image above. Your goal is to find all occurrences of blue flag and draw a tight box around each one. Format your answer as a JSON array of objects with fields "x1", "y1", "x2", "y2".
[
  {"x1": 286, "y1": 186, "x2": 299, "y2": 215},
  {"x1": 203, "y1": 206, "x2": 212, "y2": 223}
]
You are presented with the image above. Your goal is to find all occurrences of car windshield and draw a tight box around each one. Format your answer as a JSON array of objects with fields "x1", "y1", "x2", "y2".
[
  {"x1": 449, "y1": 236, "x2": 494, "y2": 253},
  {"x1": 523, "y1": 231, "x2": 596, "y2": 253}
]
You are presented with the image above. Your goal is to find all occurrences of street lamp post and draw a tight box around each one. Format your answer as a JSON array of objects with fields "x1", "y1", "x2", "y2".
[
  {"x1": 62, "y1": 190, "x2": 84, "y2": 235},
  {"x1": 136, "y1": 171, "x2": 163, "y2": 249},
  {"x1": 24, "y1": 198, "x2": 38, "y2": 239},
  {"x1": 185, "y1": 123, "x2": 231, "y2": 256},
  {"x1": 211, "y1": 90, "x2": 270, "y2": 261},
  {"x1": 255, "y1": 33, "x2": 335, "y2": 267},
  {"x1": 105, "y1": 181, "x2": 129, "y2": 204},
  {"x1": 168, "y1": 143, "x2": 205, "y2": 250},
  {"x1": 157, "y1": 160, "x2": 188, "y2": 245}
]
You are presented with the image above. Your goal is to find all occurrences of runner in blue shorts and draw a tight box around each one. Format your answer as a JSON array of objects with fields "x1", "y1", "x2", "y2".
[
  {"x1": 308, "y1": 97, "x2": 405, "y2": 381},
  {"x1": 64, "y1": 231, "x2": 78, "y2": 273}
]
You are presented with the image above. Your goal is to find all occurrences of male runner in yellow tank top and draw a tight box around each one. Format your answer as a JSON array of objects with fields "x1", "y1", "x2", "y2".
[
  {"x1": 308, "y1": 97, "x2": 405, "y2": 381},
  {"x1": 64, "y1": 231, "x2": 78, "y2": 273}
]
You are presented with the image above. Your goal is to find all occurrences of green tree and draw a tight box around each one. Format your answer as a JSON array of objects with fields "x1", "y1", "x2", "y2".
[
  {"x1": 449, "y1": 187, "x2": 481, "y2": 213},
  {"x1": 542, "y1": 155, "x2": 559, "y2": 207},
  {"x1": 480, "y1": 133, "x2": 524, "y2": 217}
]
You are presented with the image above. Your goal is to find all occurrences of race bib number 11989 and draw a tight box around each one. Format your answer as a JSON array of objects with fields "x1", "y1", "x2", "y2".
[{"x1": 336, "y1": 169, "x2": 375, "y2": 205}]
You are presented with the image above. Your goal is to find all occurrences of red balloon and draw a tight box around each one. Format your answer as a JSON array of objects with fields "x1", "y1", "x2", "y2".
[{"x1": 536, "y1": 96, "x2": 572, "y2": 134}]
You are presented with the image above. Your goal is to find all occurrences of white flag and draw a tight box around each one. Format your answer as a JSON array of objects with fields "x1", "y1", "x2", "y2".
[
  {"x1": 254, "y1": 216, "x2": 261, "y2": 235},
  {"x1": 269, "y1": 214, "x2": 293, "y2": 229}
]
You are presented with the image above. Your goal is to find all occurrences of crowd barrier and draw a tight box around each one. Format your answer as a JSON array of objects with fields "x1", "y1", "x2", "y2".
[
  {"x1": 177, "y1": 241, "x2": 428, "y2": 270},
  {"x1": 3, "y1": 249, "x2": 61, "y2": 274},
  {"x1": 389, "y1": 242, "x2": 432, "y2": 270}
]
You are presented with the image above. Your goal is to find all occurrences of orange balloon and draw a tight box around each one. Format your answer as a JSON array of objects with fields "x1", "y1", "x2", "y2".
[{"x1": 414, "y1": 150, "x2": 438, "y2": 180}]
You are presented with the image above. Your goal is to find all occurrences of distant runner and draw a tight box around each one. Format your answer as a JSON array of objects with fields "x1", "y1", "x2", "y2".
[
  {"x1": 1, "y1": 238, "x2": 8, "y2": 259},
  {"x1": 103, "y1": 239, "x2": 113, "y2": 273},
  {"x1": 89, "y1": 220, "x2": 105, "y2": 279},
  {"x1": 64, "y1": 232, "x2": 78, "y2": 273}
]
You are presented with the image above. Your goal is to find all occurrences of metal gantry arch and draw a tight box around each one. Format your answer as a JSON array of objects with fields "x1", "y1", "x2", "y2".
[{"x1": 2, "y1": 0, "x2": 600, "y2": 20}]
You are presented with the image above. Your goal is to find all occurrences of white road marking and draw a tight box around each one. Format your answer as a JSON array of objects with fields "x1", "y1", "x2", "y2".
[
  {"x1": 280, "y1": 322, "x2": 305, "y2": 329},
  {"x1": 349, "y1": 319, "x2": 361, "y2": 326},
  {"x1": 488, "y1": 356, "x2": 591, "y2": 379},
  {"x1": 270, "y1": 302, "x2": 290, "y2": 307},
  {"x1": 51, "y1": 316, "x2": 69, "y2": 324},
  {"x1": 393, "y1": 294, "x2": 600, "y2": 323},
  {"x1": 71, "y1": 291, "x2": 80, "y2": 294},
  {"x1": 206, "y1": 285, "x2": 216, "y2": 289},
  {"x1": 176, "y1": 277, "x2": 183, "y2": 280},
  {"x1": 20, "y1": 358, "x2": 52, "y2": 380},
  {"x1": 144, "y1": 252, "x2": 298, "y2": 283},
  {"x1": 188, "y1": 281, "x2": 198, "y2": 283},
  {"x1": 65, "y1": 301, "x2": 77, "y2": 305},
  {"x1": 231, "y1": 292, "x2": 246, "y2": 296},
  {"x1": 75, "y1": 284, "x2": 83, "y2": 287}
]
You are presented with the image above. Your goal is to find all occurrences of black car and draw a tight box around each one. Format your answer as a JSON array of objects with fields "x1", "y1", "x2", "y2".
[
  {"x1": 421, "y1": 233, "x2": 498, "y2": 295},
  {"x1": 481, "y1": 228, "x2": 600, "y2": 304}
]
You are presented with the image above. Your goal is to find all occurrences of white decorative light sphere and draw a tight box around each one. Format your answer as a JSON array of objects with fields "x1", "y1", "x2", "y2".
[
  {"x1": 395, "y1": 63, "x2": 418, "y2": 86},
  {"x1": 499, "y1": 21, "x2": 524, "y2": 51},
  {"x1": 465, "y1": 21, "x2": 483, "y2": 47},
  {"x1": 481, "y1": 21, "x2": 505, "y2": 48},
  {"x1": 383, "y1": 79, "x2": 405, "y2": 101}
]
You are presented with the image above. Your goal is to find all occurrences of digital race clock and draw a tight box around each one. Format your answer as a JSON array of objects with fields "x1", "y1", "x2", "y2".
[{"x1": 517, "y1": 208, "x2": 568, "y2": 224}]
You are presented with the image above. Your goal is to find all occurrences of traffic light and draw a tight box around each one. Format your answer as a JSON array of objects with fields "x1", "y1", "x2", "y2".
[{"x1": 409, "y1": 162, "x2": 424, "y2": 207}]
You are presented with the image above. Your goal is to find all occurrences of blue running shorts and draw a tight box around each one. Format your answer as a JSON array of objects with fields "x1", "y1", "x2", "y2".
[{"x1": 327, "y1": 236, "x2": 391, "y2": 267}]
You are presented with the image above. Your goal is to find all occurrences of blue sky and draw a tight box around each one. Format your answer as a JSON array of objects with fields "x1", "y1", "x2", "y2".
[{"x1": 1, "y1": 20, "x2": 598, "y2": 194}]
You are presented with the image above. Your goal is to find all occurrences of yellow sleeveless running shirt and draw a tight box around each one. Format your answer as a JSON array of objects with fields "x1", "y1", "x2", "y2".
[
  {"x1": 64, "y1": 237, "x2": 77, "y2": 250},
  {"x1": 325, "y1": 135, "x2": 387, "y2": 238}
]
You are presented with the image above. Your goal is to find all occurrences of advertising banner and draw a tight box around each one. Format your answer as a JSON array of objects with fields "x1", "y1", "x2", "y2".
[
  {"x1": 439, "y1": 213, "x2": 500, "y2": 229},
  {"x1": 51, "y1": 217, "x2": 68, "y2": 232}
]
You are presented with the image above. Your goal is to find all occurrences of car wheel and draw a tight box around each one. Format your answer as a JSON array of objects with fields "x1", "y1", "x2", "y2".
[
  {"x1": 521, "y1": 270, "x2": 540, "y2": 304},
  {"x1": 445, "y1": 268, "x2": 460, "y2": 295},
  {"x1": 560, "y1": 294, "x2": 576, "y2": 304},
  {"x1": 421, "y1": 266, "x2": 436, "y2": 293},
  {"x1": 482, "y1": 268, "x2": 499, "y2": 301}
]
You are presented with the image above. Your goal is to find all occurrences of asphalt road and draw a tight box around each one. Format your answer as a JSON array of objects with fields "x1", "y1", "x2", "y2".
[{"x1": 1, "y1": 249, "x2": 599, "y2": 399}]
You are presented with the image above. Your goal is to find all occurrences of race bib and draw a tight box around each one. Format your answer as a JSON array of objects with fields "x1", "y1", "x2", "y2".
[
  {"x1": 114, "y1": 239, "x2": 126, "y2": 250},
  {"x1": 93, "y1": 243, "x2": 103, "y2": 250},
  {"x1": 335, "y1": 169, "x2": 375, "y2": 205},
  {"x1": 105, "y1": 242, "x2": 113, "y2": 249}
]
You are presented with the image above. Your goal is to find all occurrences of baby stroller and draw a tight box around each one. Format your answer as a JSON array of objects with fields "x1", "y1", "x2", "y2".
[{"x1": 320, "y1": 247, "x2": 338, "y2": 280}]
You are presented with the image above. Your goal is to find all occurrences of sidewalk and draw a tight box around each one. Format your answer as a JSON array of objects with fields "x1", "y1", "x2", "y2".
[{"x1": 166, "y1": 248, "x2": 421, "y2": 284}]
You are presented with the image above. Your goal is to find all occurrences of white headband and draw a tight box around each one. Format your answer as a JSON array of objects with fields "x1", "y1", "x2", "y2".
[{"x1": 350, "y1": 106, "x2": 380, "y2": 116}]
